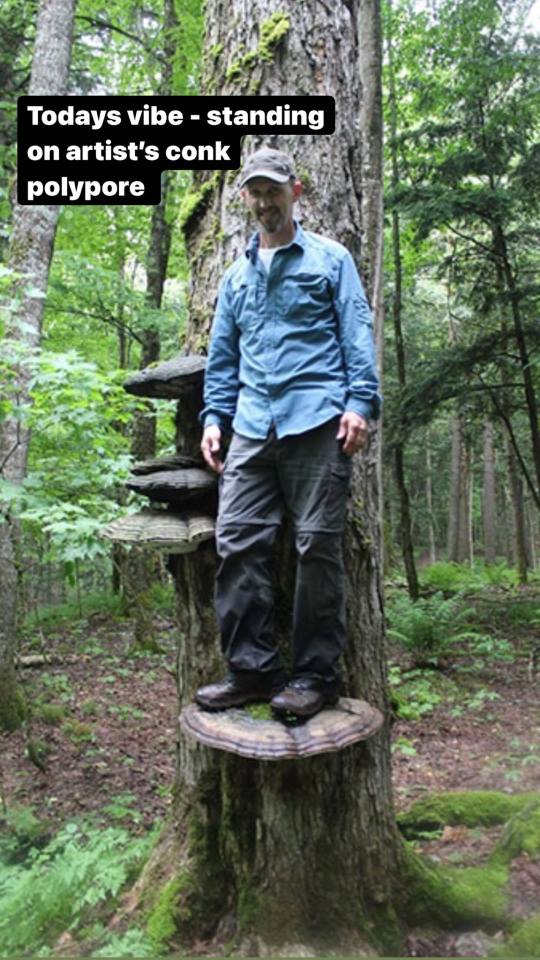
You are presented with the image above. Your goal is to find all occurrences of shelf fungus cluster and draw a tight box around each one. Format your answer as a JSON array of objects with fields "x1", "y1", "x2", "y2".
[{"x1": 99, "y1": 356, "x2": 217, "y2": 556}]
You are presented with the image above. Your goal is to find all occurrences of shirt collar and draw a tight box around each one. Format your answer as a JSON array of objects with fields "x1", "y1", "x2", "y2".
[{"x1": 246, "y1": 220, "x2": 306, "y2": 263}]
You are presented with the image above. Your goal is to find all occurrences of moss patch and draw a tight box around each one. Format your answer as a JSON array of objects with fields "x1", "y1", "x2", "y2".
[
  {"x1": 146, "y1": 873, "x2": 190, "y2": 948},
  {"x1": 226, "y1": 51, "x2": 257, "y2": 83},
  {"x1": 399, "y1": 791, "x2": 540, "y2": 837},
  {"x1": 179, "y1": 173, "x2": 219, "y2": 233},
  {"x1": 402, "y1": 845, "x2": 508, "y2": 929},
  {"x1": 237, "y1": 882, "x2": 259, "y2": 929},
  {"x1": 259, "y1": 12, "x2": 290, "y2": 61},
  {"x1": 244, "y1": 703, "x2": 273, "y2": 721}
]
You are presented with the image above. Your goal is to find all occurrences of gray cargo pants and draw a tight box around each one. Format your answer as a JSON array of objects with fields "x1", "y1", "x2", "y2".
[{"x1": 215, "y1": 416, "x2": 351, "y2": 691}]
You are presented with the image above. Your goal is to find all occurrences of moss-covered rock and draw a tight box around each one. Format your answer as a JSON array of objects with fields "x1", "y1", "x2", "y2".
[
  {"x1": 402, "y1": 845, "x2": 509, "y2": 929},
  {"x1": 494, "y1": 911, "x2": 540, "y2": 957},
  {"x1": 399, "y1": 791, "x2": 540, "y2": 837},
  {"x1": 490, "y1": 799, "x2": 540, "y2": 866}
]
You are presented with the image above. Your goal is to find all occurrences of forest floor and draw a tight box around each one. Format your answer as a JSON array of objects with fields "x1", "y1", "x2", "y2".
[{"x1": 1, "y1": 582, "x2": 540, "y2": 958}]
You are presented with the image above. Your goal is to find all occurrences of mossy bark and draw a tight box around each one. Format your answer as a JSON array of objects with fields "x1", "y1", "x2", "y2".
[{"x1": 0, "y1": 675, "x2": 26, "y2": 732}]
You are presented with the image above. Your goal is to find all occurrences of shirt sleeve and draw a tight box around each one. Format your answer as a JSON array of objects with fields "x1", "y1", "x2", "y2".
[
  {"x1": 199, "y1": 275, "x2": 240, "y2": 432},
  {"x1": 333, "y1": 252, "x2": 382, "y2": 421}
]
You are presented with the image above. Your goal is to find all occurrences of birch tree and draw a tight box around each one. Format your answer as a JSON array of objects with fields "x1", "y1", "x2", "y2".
[{"x1": 0, "y1": 0, "x2": 77, "y2": 730}]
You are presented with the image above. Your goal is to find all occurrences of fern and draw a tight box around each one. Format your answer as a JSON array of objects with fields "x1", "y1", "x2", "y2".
[
  {"x1": 0, "y1": 821, "x2": 158, "y2": 957},
  {"x1": 386, "y1": 591, "x2": 480, "y2": 665}
]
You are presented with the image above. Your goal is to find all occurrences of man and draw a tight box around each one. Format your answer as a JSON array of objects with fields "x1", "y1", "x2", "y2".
[{"x1": 196, "y1": 146, "x2": 381, "y2": 719}]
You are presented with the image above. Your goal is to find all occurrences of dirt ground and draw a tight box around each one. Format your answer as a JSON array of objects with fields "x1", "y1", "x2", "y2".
[{"x1": 2, "y1": 589, "x2": 540, "y2": 958}]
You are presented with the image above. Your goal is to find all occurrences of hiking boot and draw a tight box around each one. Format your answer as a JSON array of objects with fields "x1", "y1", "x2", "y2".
[
  {"x1": 195, "y1": 673, "x2": 287, "y2": 712},
  {"x1": 270, "y1": 679, "x2": 340, "y2": 719}
]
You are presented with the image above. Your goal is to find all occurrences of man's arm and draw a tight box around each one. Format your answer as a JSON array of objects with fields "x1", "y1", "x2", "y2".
[
  {"x1": 333, "y1": 251, "x2": 381, "y2": 454},
  {"x1": 200, "y1": 277, "x2": 240, "y2": 472}
]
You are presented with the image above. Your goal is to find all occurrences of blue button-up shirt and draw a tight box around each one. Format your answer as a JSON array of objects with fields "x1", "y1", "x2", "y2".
[{"x1": 201, "y1": 221, "x2": 381, "y2": 440}]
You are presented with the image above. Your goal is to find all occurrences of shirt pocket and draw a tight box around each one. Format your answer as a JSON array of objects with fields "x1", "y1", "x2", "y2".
[
  {"x1": 279, "y1": 272, "x2": 332, "y2": 322},
  {"x1": 231, "y1": 280, "x2": 260, "y2": 331}
]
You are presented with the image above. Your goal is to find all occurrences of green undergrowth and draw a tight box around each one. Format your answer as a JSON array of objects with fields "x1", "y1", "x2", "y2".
[
  {"x1": 418, "y1": 560, "x2": 519, "y2": 594},
  {"x1": 24, "y1": 582, "x2": 176, "y2": 638},
  {"x1": 0, "y1": 812, "x2": 159, "y2": 957},
  {"x1": 24, "y1": 590, "x2": 125, "y2": 633},
  {"x1": 398, "y1": 790, "x2": 540, "y2": 836}
]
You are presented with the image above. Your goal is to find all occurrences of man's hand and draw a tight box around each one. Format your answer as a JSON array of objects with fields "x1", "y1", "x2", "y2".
[
  {"x1": 336, "y1": 411, "x2": 368, "y2": 456},
  {"x1": 201, "y1": 425, "x2": 224, "y2": 473}
]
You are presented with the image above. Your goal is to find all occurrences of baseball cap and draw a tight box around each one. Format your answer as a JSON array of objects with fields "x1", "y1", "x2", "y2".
[{"x1": 239, "y1": 147, "x2": 296, "y2": 188}]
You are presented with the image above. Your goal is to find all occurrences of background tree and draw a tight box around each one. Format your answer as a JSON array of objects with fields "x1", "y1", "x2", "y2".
[{"x1": 0, "y1": 0, "x2": 77, "y2": 731}]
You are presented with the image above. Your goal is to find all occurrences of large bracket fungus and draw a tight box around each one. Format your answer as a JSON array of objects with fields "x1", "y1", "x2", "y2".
[
  {"x1": 180, "y1": 697, "x2": 384, "y2": 760},
  {"x1": 100, "y1": 509, "x2": 215, "y2": 554},
  {"x1": 123, "y1": 355, "x2": 208, "y2": 399}
]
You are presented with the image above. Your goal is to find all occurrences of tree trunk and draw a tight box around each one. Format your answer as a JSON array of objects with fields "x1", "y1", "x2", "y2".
[
  {"x1": 385, "y1": 0, "x2": 418, "y2": 599},
  {"x1": 504, "y1": 427, "x2": 528, "y2": 585},
  {"x1": 0, "y1": 0, "x2": 76, "y2": 731},
  {"x1": 526, "y1": 500, "x2": 537, "y2": 571},
  {"x1": 492, "y1": 225, "x2": 540, "y2": 502},
  {"x1": 425, "y1": 429, "x2": 437, "y2": 564},
  {"x1": 157, "y1": 0, "x2": 403, "y2": 954},
  {"x1": 124, "y1": 0, "x2": 176, "y2": 647},
  {"x1": 125, "y1": 170, "x2": 174, "y2": 651},
  {"x1": 482, "y1": 419, "x2": 497, "y2": 565},
  {"x1": 447, "y1": 414, "x2": 471, "y2": 564}
]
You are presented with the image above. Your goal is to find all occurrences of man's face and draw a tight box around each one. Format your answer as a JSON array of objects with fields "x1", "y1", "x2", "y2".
[{"x1": 242, "y1": 177, "x2": 301, "y2": 236}]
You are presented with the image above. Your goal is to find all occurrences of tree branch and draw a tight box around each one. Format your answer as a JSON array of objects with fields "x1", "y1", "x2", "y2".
[
  {"x1": 74, "y1": 15, "x2": 165, "y2": 61},
  {"x1": 44, "y1": 304, "x2": 144, "y2": 345}
]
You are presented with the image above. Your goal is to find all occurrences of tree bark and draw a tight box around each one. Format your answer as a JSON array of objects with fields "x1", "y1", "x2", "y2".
[
  {"x1": 159, "y1": 1, "x2": 403, "y2": 954},
  {"x1": 0, "y1": 0, "x2": 77, "y2": 731}
]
